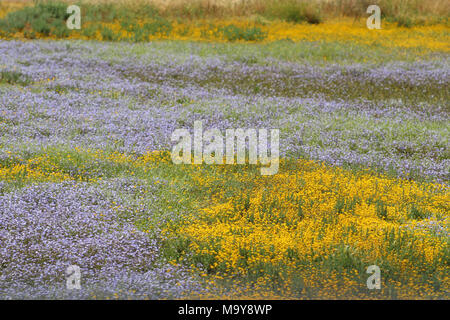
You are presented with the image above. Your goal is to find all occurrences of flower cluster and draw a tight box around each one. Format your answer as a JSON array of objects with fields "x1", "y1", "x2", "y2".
[
  {"x1": 0, "y1": 28, "x2": 448, "y2": 299},
  {"x1": 0, "y1": 41, "x2": 448, "y2": 182},
  {"x1": 164, "y1": 160, "x2": 449, "y2": 299},
  {"x1": 0, "y1": 179, "x2": 204, "y2": 299}
]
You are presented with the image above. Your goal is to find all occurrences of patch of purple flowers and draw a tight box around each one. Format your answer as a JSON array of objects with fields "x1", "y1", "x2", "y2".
[{"x1": 0, "y1": 179, "x2": 204, "y2": 299}]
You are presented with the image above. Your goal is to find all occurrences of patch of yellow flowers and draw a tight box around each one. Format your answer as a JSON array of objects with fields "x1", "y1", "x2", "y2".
[
  {"x1": 62, "y1": 19, "x2": 450, "y2": 52},
  {"x1": 1, "y1": 149, "x2": 448, "y2": 298},
  {"x1": 164, "y1": 159, "x2": 449, "y2": 299},
  {"x1": 1, "y1": 4, "x2": 448, "y2": 53},
  {"x1": 0, "y1": 152, "x2": 72, "y2": 183}
]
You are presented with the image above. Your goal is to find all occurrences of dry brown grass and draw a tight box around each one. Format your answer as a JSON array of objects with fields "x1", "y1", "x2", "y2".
[{"x1": 1, "y1": 0, "x2": 448, "y2": 23}]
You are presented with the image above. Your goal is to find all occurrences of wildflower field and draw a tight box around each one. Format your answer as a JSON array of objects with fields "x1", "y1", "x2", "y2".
[{"x1": 0, "y1": 0, "x2": 449, "y2": 299}]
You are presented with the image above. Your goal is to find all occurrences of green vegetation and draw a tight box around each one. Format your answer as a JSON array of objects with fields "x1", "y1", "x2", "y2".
[
  {"x1": 216, "y1": 25, "x2": 267, "y2": 41},
  {"x1": 0, "y1": 1, "x2": 70, "y2": 37},
  {"x1": 0, "y1": 0, "x2": 448, "y2": 41},
  {"x1": 0, "y1": 70, "x2": 31, "y2": 86}
]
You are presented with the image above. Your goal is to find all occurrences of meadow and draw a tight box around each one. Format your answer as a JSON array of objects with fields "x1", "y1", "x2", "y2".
[{"x1": 0, "y1": 0, "x2": 448, "y2": 299}]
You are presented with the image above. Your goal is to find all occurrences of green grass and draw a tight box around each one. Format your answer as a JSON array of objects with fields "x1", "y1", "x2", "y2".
[
  {"x1": 215, "y1": 24, "x2": 267, "y2": 41},
  {"x1": 89, "y1": 39, "x2": 445, "y2": 67},
  {"x1": 0, "y1": 70, "x2": 32, "y2": 86}
]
